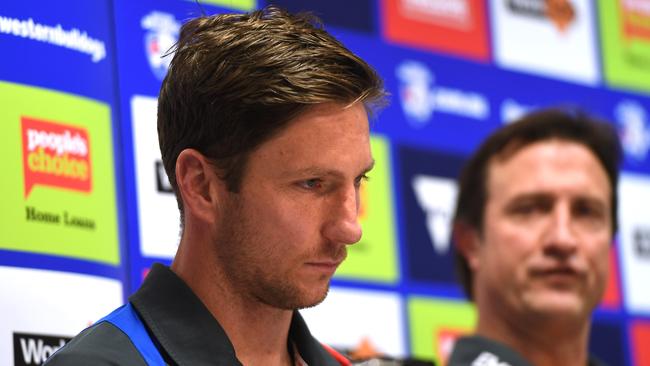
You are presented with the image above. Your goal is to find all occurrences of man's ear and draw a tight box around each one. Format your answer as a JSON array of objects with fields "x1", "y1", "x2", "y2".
[
  {"x1": 175, "y1": 149, "x2": 225, "y2": 224},
  {"x1": 453, "y1": 221, "x2": 481, "y2": 272}
]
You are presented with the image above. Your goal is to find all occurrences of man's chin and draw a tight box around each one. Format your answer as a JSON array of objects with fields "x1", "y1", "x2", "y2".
[
  {"x1": 295, "y1": 284, "x2": 330, "y2": 310},
  {"x1": 524, "y1": 291, "x2": 588, "y2": 318},
  {"x1": 266, "y1": 282, "x2": 330, "y2": 311}
]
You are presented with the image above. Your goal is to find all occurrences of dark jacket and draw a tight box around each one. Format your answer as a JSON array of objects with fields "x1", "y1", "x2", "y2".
[
  {"x1": 45, "y1": 263, "x2": 345, "y2": 365},
  {"x1": 448, "y1": 335, "x2": 607, "y2": 366}
]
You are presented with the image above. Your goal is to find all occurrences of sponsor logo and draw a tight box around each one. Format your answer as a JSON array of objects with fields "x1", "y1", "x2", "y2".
[
  {"x1": 634, "y1": 226, "x2": 650, "y2": 259},
  {"x1": 0, "y1": 15, "x2": 106, "y2": 62},
  {"x1": 155, "y1": 161, "x2": 173, "y2": 193},
  {"x1": 347, "y1": 337, "x2": 382, "y2": 360},
  {"x1": 399, "y1": 146, "x2": 465, "y2": 284},
  {"x1": 399, "y1": 0, "x2": 472, "y2": 29},
  {"x1": 472, "y1": 351, "x2": 512, "y2": 366},
  {"x1": 500, "y1": 99, "x2": 536, "y2": 124},
  {"x1": 385, "y1": 0, "x2": 489, "y2": 61},
  {"x1": 631, "y1": 321, "x2": 650, "y2": 366},
  {"x1": 13, "y1": 332, "x2": 71, "y2": 366},
  {"x1": 620, "y1": 0, "x2": 650, "y2": 41},
  {"x1": 142, "y1": 12, "x2": 180, "y2": 80},
  {"x1": 21, "y1": 117, "x2": 91, "y2": 198},
  {"x1": 619, "y1": 174, "x2": 650, "y2": 313},
  {"x1": 412, "y1": 175, "x2": 458, "y2": 255},
  {"x1": 506, "y1": 0, "x2": 576, "y2": 32},
  {"x1": 24, "y1": 205, "x2": 96, "y2": 230},
  {"x1": 543, "y1": 0, "x2": 575, "y2": 31},
  {"x1": 396, "y1": 60, "x2": 489, "y2": 126},
  {"x1": 615, "y1": 100, "x2": 650, "y2": 162}
]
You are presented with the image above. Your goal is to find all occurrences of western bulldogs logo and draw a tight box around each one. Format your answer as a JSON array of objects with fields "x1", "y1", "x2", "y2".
[
  {"x1": 396, "y1": 60, "x2": 436, "y2": 127},
  {"x1": 396, "y1": 60, "x2": 489, "y2": 127},
  {"x1": 141, "y1": 11, "x2": 180, "y2": 80},
  {"x1": 616, "y1": 100, "x2": 650, "y2": 162}
]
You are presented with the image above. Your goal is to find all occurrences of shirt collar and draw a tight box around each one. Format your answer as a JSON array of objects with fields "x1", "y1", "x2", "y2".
[
  {"x1": 130, "y1": 263, "x2": 339, "y2": 366},
  {"x1": 450, "y1": 335, "x2": 609, "y2": 366}
]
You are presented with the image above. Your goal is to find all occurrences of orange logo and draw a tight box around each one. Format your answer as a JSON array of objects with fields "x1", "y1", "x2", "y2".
[
  {"x1": 620, "y1": 0, "x2": 650, "y2": 41},
  {"x1": 22, "y1": 117, "x2": 92, "y2": 198},
  {"x1": 546, "y1": 0, "x2": 575, "y2": 32}
]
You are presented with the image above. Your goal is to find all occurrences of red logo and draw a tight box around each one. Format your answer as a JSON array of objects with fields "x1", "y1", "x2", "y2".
[
  {"x1": 21, "y1": 117, "x2": 92, "y2": 198},
  {"x1": 620, "y1": 0, "x2": 650, "y2": 41},
  {"x1": 631, "y1": 321, "x2": 650, "y2": 366},
  {"x1": 383, "y1": 0, "x2": 490, "y2": 61}
]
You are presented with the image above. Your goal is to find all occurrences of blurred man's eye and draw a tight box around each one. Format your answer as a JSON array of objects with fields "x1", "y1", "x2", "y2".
[
  {"x1": 507, "y1": 198, "x2": 551, "y2": 216},
  {"x1": 573, "y1": 200, "x2": 606, "y2": 221},
  {"x1": 511, "y1": 204, "x2": 537, "y2": 215}
]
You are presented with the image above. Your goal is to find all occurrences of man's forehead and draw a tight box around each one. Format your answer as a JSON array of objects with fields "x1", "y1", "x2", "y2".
[
  {"x1": 489, "y1": 139, "x2": 602, "y2": 173},
  {"x1": 485, "y1": 140, "x2": 611, "y2": 200}
]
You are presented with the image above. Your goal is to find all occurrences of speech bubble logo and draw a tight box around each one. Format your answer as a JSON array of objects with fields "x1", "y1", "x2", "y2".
[{"x1": 21, "y1": 117, "x2": 92, "y2": 198}]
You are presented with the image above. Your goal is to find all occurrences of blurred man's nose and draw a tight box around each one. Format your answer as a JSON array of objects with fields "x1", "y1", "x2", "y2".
[{"x1": 543, "y1": 202, "x2": 579, "y2": 258}]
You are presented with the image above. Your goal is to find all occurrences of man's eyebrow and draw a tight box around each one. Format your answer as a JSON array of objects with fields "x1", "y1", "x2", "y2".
[
  {"x1": 573, "y1": 195, "x2": 609, "y2": 209},
  {"x1": 291, "y1": 160, "x2": 376, "y2": 178},
  {"x1": 507, "y1": 192, "x2": 608, "y2": 206},
  {"x1": 509, "y1": 192, "x2": 554, "y2": 202}
]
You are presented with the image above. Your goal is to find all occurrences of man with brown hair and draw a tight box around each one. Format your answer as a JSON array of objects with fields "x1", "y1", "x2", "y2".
[
  {"x1": 448, "y1": 109, "x2": 620, "y2": 366},
  {"x1": 46, "y1": 6, "x2": 385, "y2": 366}
]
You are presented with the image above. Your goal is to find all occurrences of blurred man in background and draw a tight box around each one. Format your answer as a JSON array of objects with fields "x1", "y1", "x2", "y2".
[
  {"x1": 450, "y1": 109, "x2": 620, "y2": 366},
  {"x1": 46, "y1": 6, "x2": 385, "y2": 366}
]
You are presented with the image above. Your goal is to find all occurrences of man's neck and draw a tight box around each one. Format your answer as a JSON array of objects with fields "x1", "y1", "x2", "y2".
[
  {"x1": 216, "y1": 299, "x2": 294, "y2": 366},
  {"x1": 171, "y1": 240, "x2": 295, "y2": 366},
  {"x1": 476, "y1": 312, "x2": 591, "y2": 366}
]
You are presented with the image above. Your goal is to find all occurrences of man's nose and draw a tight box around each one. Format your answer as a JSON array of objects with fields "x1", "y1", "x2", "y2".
[
  {"x1": 543, "y1": 204, "x2": 579, "y2": 257},
  {"x1": 322, "y1": 185, "x2": 363, "y2": 245}
]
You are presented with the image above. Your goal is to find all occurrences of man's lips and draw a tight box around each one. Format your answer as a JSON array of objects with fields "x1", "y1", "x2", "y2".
[
  {"x1": 533, "y1": 267, "x2": 578, "y2": 275},
  {"x1": 306, "y1": 249, "x2": 347, "y2": 274},
  {"x1": 306, "y1": 260, "x2": 342, "y2": 268},
  {"x1": 529, "y1": 266, "x2": 585, "y2": 282},
  {"x1": 305, "y1": 260, "x2": 343, "y2": 275}
]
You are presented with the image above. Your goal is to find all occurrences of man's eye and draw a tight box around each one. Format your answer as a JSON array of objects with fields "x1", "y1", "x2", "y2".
[
  {"x1": 573, "y1": 202, "x2": 605, "y2": 220},
  {"x1": 509, "y1": 201, "x2": 548, "y2": 216},
  {"x1": 511, "y1": 204, "x2": 536, "y2": 215},
  {"x1": 299, "y1": 179, "x2": 322, "y2": 189},
  {"x1": 354, "y1": 174, "x2": 369, "y2": 188}
]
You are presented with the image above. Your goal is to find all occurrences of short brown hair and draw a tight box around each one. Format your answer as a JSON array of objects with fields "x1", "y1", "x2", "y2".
[
  {"x1": 158, "y1": 6, "x2": 386, "y2": 224},
  {"x1": 453, "y1": 108, "x2": 622, "y2": 300}
]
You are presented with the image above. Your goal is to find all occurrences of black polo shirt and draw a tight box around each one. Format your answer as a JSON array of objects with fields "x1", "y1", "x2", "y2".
[
  {"x1": 448, "y1": 335, "x2": 607, "y2": 366},
  {"x1": 45, "y1": 263, "x2": 342, "y2": 366}
]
